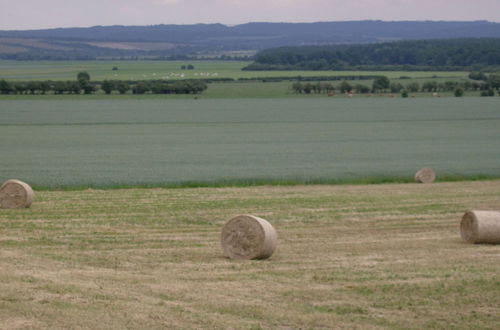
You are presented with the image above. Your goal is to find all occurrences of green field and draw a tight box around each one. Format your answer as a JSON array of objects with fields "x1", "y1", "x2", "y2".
[
  {"x1": 0, "y1": 60, "x2": 470, "y2": 81},
  {"x1": 1, "y1": 97, "x2": 499, "y2": 188},
  {"x1": 1, "y1": 60, "x2": 499, "y2": 329},
  {"x1": 1, "y1": 181, "x2": 499, "y2": 328}
]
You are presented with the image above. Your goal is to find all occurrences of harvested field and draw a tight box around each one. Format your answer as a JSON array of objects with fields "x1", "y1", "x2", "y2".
[{"x1": 1, "y1": 181, "x2": 499, "y2": 328}]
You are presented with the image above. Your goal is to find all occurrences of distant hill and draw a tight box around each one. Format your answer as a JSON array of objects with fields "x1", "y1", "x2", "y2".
[
  {"x1": 1, "y1": 21, "x2": 500, "y2": 60},
  {"x1": 243, "y1": 38, "x2": 500, "y2": 71}
]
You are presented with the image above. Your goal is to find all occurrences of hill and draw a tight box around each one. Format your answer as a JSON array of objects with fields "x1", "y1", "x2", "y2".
[
  {"x1": 1, "y1": 21, "x2": 500, "y2": 60},
  {"x1": 243, "y1": 38, "x2": 500, "y2": 71}
]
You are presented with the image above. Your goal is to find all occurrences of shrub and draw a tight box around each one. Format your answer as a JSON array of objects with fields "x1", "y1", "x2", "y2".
[
  {"x1": 454, "y1": 88, "x2": 464, "y2": 97},
  {"x1": 468, "y1": 72, "x2": 487, "y2": 81},
  {"x1": 340, "y1": 80, "x2": 352, "y2": 93},
  {"x1": 405, "y1": 82, "x2": 420, "y2": 92},
  {"x1": 132, "y1": 82, "x2": 149, "y2": 94},
  {"x1": 101, "y1": 80, "x2": 114, "y2": 94},
  {"x1": 480, "y1": 89, "x2": 495, "y2": 97},
  {"x1": 354, "y1": 84, "x2": 370, "y2": 94}
]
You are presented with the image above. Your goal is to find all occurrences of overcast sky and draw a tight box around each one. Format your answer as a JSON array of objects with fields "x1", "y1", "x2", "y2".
[{"x1": 1, "y1": 0, "x2": 499, "y2": 30}]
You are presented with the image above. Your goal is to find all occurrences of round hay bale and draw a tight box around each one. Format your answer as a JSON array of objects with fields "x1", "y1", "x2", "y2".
[
  {"x1": 0, "y1": 179, "x2": 34, "y2": 209},
  {"x1": 221, "y1": 215, "x2": 277, "y2": 260},
  {"x1": 414, "y1": 167, "x2": 436, "y2": 183},
  {"x1": 461, "y1": 210, "x2": 500, "y2": 244}
]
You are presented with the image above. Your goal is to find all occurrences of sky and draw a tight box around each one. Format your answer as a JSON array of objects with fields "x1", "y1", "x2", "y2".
[{"x1": 1, "y1": 0, "x2": 500, "y2": 30}]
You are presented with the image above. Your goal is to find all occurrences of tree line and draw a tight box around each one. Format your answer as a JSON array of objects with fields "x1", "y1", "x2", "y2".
[
  {"x1": 291, "y1": 74, "x2": 500, "y2": 96},
  {"x1": 0, "y1": 72, "x2": 208, "y2": 95},
  {"x1": 244, "y1": 38, "x2": 500, "y2": 71},
  {"x1": 0, "y1": 73, "x2": 393, "y2": 95}
]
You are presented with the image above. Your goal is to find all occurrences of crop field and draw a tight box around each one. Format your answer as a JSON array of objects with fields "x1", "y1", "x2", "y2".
[
  {"x1": 1, "y1": 181, "x2": 499, "y2": 328},
  {"x1": 0, "y1": 60, "x2": 470, "y2": 81},
  {"x1": 1, "y1": 97, "x2": 499, "y2": 188}
]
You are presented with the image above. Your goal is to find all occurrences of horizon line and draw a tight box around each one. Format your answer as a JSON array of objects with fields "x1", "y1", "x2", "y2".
[{"x1": 1, "y1": 19, "x2": 498, "y2": 32}]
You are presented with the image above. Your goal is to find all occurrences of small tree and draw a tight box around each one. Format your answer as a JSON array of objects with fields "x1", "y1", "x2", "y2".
[
  {"x1": 372, "y1": 76, "x2": 390, "y2": 92},
  {"x1": 406, "y1": 82, "x2": 420, "y2": 93},
  {"x1": 39, "y1": 81, "x2": 50, "y2": 95},
  {"x1": 468, "y1": 72, "x2": 487, "y2": 81},
  {"x1": 77, "y1": 71, "x2": 91, "y2": 94},
  {"x1": 480, "y1": 89, "x2": 495, "y2": 97},
  {"x1": 53, "y1": 81, "x2": 66, "y2": 94},
  {"x1": 354, "y1": 84, "x2": 370, "y2": 94},
  {"x1": 77, "y1": 71, "x2": 90, "y2": 85},
  {"x1": 83, "y1": 84, "x2": 95, "y2": 94},
  {"x1": 323, "y1": 82, "x2": 334, "y2": 94},
  {"x1": 292, "y1": 82, "x2": 303, "y2": 94},
  {"x1": 68, "y1": 81, "x2": 81, "y2": 94},
  {"x1": 187, "y1": 64, "x2": 194, "y2": 70},
  {"x1": 454, "y1": 87, "x2": 464, "y2": 97},
  {"x1": 101, "y1": 80, "x2": 114, "y2": 94},
  {"x1": 26, "y1": 81, "x2": 39, "y2": 94},
  {"x1": 444, "y1": 81, "x2": 457, "y2": 91},
  {"x1": 422, "y1": 81, "x2": 438, "y2": 92},
  {"x1": 488, "y1": 74, "x2": 500, "y2": 91},
  {"x1": 132, "y1": 82, "x2": 149, "y2": 94},
  {"x1": 116, "y1": 82, "x2": 130, "y2": 94},
  {"x1": 339, "y1": 80, "x2": 352, "y2": 93},
  {"x1": 192, "y1": 80, "x2": 207, "y2": 94},
  {"x1": 312, "y1": 82, "x2": 322, "y2": 94},
  {"x1": 0, "y1": 79, "x2": 14, "y2": 94},
  {"x1": 390, "y1": 82, "x2": 404, "y2": 93},
  {"x1": 401, "y1": 89, "x2": 409, "y2": 98},
  {"x1": 14, "y1": 82, "x2": 28, "y2": 94}
]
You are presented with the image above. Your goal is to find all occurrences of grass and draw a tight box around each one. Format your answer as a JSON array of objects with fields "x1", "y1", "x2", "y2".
[
  {"x1": 1, "y1": 97, "x2": 499, "y2": 189},
  {"x1": 0, "y1": 59, "x2": 471, "y2": 81},
  {"x1": 1, "y1": 181, "x2": 499, "y2": 328}
]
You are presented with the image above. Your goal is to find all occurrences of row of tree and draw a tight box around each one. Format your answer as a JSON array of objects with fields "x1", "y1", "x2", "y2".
[
  {"x1": 101, "y1": 79, "x2": 207, "y2": 95},
  {"x1": 245, "y1": 38, "x2": 500, "y2": 71},
  {"x1": 0, "y1": 79, "x2": 208, "y2": 95},
  {"x1": 0, "y1": 72, "x2": 208, "y2": 95},
  {"x1": 291, "y1": 75, "x2": 500, "y2": 95}
]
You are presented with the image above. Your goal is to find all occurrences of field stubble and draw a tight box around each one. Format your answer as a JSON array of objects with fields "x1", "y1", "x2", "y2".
[{"x1": 0, "y1": 181, "x2": 499, "y2": 328}]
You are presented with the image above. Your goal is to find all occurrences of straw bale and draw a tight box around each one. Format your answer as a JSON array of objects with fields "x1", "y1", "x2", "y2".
[
  {"x1": 461, "y1": 211, "x2": 500, "y2": 244},
  {"x1": 415, "y1": 167, "x2": 436, "y2": 183},
  {"x1": 221, "y1": 214, "x2": 277, "y2": 260},
  {"x1": 0, "y1": 179, "x2": 34, "y2": 209}
]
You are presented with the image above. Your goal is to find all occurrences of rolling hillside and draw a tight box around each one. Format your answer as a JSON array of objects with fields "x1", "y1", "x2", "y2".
[{"x1": 1, "y1": 20, "x2": 500, "y2": 60}]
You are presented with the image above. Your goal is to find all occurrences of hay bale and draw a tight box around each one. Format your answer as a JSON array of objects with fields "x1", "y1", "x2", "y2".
[
  {"x1": 415, "y1": 167, "x2": 436, "y2": 183},
  {"x1": 221, "y1": 215, "x2": 277, "y2": 260},
  {"x1": 461, "y1": 211, "x2": 500, "y2": 244},
  {"x1": 0, "y1": 179, "x2": 34, "y2": 209}
]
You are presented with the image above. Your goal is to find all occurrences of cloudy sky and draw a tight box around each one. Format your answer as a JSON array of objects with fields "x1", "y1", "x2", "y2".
[{"x1": 1, "y1": 0, "x2": 499, "y2": 30}]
